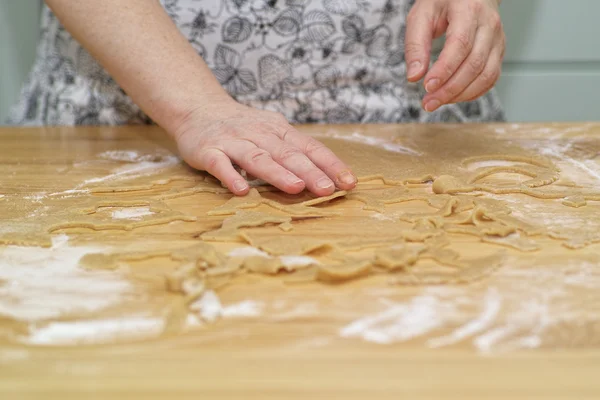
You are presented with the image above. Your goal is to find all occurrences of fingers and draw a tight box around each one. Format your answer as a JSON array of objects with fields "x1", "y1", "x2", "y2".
[
  {"x1": 194, "y1": 147, "x2": 250, "y2": 195},
  {"x1": 404, "y1": 3, "x2": 436, "y2": 82},
  {"x1": 423, "y1": 2, "x2": 478, "y2": 94},
  {"x1": 226, "y1": 140, "x2": 307, "y2": 195},
  {"x1": 422, "y1": 24, "x2": 494, "y2": 111},
  {"x1": 449, "y1": 39, "x2": 504, "y2": 103},
  {"x1": 275, "y1": 127, "x2": 357, "y2": 191},
  {"x1": 251, "y1": 131, "x2": 337, "y2": 196}
]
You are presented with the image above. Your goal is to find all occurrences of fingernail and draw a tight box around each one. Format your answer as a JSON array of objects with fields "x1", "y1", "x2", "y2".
[
  {"x1": 408, "y1": 61, "x2": 422, "y2": 79},
  {"x1": 316, "y1": 177, "x2": 334, "y2": 190},
  {"x1": 287, "y1": 173, "x2": 304, "y2": 186},
  {"x1": 425, "y1": 78, "x2": 440, "y2": 93},
  {"x1": 233, "y1": 179, "x2": 248, "y2": 192},
  {"x1": 424, "y1": 99, "x2": 441, "y2": 112},
  {"x1": 337, "y1": 170, "x2": 357, "y2": 186}
]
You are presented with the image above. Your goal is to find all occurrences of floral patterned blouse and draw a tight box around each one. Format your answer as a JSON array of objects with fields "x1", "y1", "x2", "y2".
[{"x1": 7, "y1": 0, "x2": 504, "y2": 126}]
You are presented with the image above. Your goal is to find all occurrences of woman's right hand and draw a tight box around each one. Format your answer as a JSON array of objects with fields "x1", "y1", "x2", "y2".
[{"x1": 172, "y1": 100, "x2": 357, "y2": 196}]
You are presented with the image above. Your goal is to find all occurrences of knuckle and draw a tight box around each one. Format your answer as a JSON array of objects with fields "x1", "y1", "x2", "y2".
[
  {"x1": 404, "y1": 41, "x2": 423, "y2": 57},
  {"x1": 328, "y1": 159, "x2": 346, "y2": 172},
  {"x1": 440, "y1": 60, "x2": 457, "y2": 78},
  {"x1": 276, "y1": 145, "x2": 302, "y2": 162},
  {"x1": 279, "y1": 126, "x2": 296, "y2": 142},
  {"x1": 469, "y1": 0, "x2": 484, "y2": 15},
  {"x1": 198, "y1": 149, "x2": 221, "y2": 171},
  {"x1": 449, "y1": 31, "x2": 473, "y2": 54},
  {"x1": 489, "y1": 12, "x2": 503, "y2": 32},
  {"x1": 246, "y1": 149, "x2": 272, "y2": 165},
  {"x1": 480, "y1": 68, "x2": 500, "y2": 86},
  {"x1": 304, "y1": 139, "x2": 327, "y2": 157},
  {"x1": 468, "y1": 53, "x2": 487, "y2": 73},
  {"x1": 442, "y1": 83, "x2": 462, "y2": 99}
]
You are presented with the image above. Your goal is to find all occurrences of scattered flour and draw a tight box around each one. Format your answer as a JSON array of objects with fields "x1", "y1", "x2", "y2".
[
  {"x1": 340, "y1": 292, "x2": 456, "y2": 344},
  {"x1": 228, "y1": 246, "x2": 271, "y2": 258},
  {"x1": 316, "y1": 131, "x2": 422, "y2": 156},
  {"x1": 111, "y1": 207, "x2": 155, "y2": 220},
  {"x1": 98, "y1": 150, "x2": 144, "y2": 162},
  {"x1": 189, "y1": 290, "x2": 263, "y2": 322},
  {"x1": 228, "y1": 247, "x2": 319, "y2": 268},
  {"x1": 24, "y1": 317, "x2": 165, "y2": 346},
  {"x1": 280, "y1": 255, "x2": 320, "y2": 268},
  {"x1": 0, "y1": 234, "x2": 131, "y2": 322},
  {"x1": 81, "y1": 155, "x2": 180, "y2": 186}
]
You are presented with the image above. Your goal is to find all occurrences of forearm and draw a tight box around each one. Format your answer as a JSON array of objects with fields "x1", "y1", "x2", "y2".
[{"x1": 45, "y1": 0, "x2": 231, "y2": 134}]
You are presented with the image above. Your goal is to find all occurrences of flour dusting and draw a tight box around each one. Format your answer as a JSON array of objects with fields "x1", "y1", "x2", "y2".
[
  {"x1": 228, "y1": 246, "x2": 271, "y2": 258},
  {"x1": 317, "y1": 131, "x2": 422, "y2": 155},
  {"x1": 81, "y1": 155, "x2": 180, "y2": 186},
  {"x1": 0, "y1": 234, "x2": 131, "y2": 321},
  {"x1": 112, "y1": 207, "x2": 155, "y2": 220},
  {"x1": 24, "y1": 317, "x2": 165, "y2": 346}
]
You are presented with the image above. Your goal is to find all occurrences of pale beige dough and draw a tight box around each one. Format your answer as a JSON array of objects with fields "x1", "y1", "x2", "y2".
[{"x1": 4, "y1": 130, "x2": 600, "y2": 312}]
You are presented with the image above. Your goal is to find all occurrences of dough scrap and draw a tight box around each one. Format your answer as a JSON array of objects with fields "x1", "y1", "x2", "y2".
[
  {"x1": 347, "y1": 186, "x2": 411, "y2": 212},
  {"x1": 207, "y1": 188, "x2": 345, "y2": 216},
  {"x1": 242, "y1": 256, "x2": 317, "y2": 275},
  {"x1": 482, "y1": 233, "x2": 540, "y2": 252},
  {"x1": 240, "y1": 232, "x2": 335, "y2": 256},
  {"x1": 316, "y1": 259, "x2": 373, "y2": 283},
  {"x1": 563, "y1": 195, "x2": 587, "y2": 208},
  {"x1": 90, "y1": 175, "x2": 205, "y2": 194},
  {"x1": 374, "y1": 244, "x2": 426, "y2": 271},
  {"x1": 200, "y1": 211, "x2": 293, "y2": 242},
  {"x1": 391, "y1": 252, "x2": 505, "y2": 285}
]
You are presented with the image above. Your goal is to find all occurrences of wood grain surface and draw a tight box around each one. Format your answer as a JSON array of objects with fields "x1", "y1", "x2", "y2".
[{"x1": 1, "y1": 124, "x2": 600, "y2": 399}]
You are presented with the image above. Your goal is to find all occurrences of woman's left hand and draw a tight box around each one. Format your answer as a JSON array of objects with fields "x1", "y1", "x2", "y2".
[{"x1": 404, "y1": 0, "x2": 505, "y2": 111}]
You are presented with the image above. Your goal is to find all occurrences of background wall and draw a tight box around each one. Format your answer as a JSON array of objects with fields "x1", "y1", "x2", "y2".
[
  {"x1": 0, "y1": 1, "x2": 41, "y2": 123},
  {"x1": 495, "y1": 0, "x2": 600, "y2": 122},
  {"x1": 0, "y1": 0, "x2": 598, "y2": 123}
]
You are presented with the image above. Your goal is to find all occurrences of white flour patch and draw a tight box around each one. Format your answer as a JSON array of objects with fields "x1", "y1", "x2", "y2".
[
  {"x1": 98, "y1": 150, "x2": 174, "y2": 163},
  {"x1": 428, "y1": 288, "x2": 502, "y2": 348},
  {"x1": 48, "y1": 189, "x2": 90, "y2": 198},
  {"x1": 228, "y1": 247, "x2": 271, "y2": 258},
  {"x1": 0, "y1": 234, "x2": 131, "y2": 321},
  {"x1": 371, "y1": 212, "x2": 396, "y2": 221},
  {"x1": 317, "y1": 131, "x2": 422, "y2": 156},
  {"x1": 339, "y1": 292, "x2": 456, "y2": 344},
  {"x1": 190, "y1": 290, "x2": 222, "y2": 323},
  {"x1": 222, "y1": 300, "x2": 263, "y2": 318},
  {"x1": 23, "y1": 193, "x2": 47, "y2": 202},
  {"x1": 98, "y1": 150, "x2": 142, "y2": 162},
  {"x1": 189, "y1": 290, "x2": 263, "y2": 321},
  {"x1": 81, "y1": 155, "x2": 180, "y2": 186},
  {"x1": 280, "y1": 255, "x2": 319, "y2": 268},
  {"x1": 228, "y1": 248, "x2": 318, "y2": 268},
  {"x1": 111, "y1": 207, "x2": 154, "y2": 220},
  {"x1": 23, "y1": 317, "x2": 164, "y2": 346}
]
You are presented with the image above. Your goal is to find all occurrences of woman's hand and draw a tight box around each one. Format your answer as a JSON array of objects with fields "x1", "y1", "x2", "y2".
[
  {"x1": 173, "y1": 100, "x2": 357, "y2": 196},
  {"x1": 405, "y1": 0, "x2": 505, "y2": 111}
]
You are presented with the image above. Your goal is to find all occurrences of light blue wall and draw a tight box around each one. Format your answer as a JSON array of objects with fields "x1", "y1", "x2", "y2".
[
  {"x1": 0, "y1": 1, "x2": 41, "y2": 122},
  {"x1": 496, "y1": 0, "x2": 600, "y2": 122},
  {"x1": 0, "y1": 0, "x2": 598, "y2": 123}
]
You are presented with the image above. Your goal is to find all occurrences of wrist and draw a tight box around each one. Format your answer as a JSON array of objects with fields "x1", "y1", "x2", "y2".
[
  {"x1": 150, "y1": 88, "x2": 237, "y2": 139},
  {"x1": 161, "y1": 93, "x2": 241, "y2": 141}
]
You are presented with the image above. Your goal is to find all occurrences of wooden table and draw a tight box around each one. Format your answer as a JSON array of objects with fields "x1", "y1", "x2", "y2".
[{"x1": 1, "y1": 124, "x2": 600, "y2": 399}]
